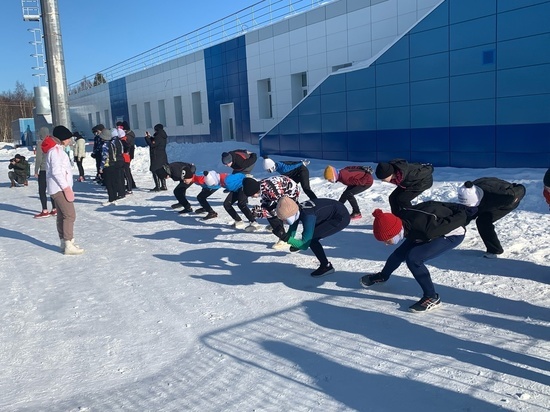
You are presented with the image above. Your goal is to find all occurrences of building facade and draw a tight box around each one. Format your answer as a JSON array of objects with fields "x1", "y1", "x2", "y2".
[{"x1": 68, "y1": 0, "x2": 550, "y2": 167}]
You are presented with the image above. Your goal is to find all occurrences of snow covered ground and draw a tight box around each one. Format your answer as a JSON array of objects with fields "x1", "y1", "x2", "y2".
[{"x1": 1, "y1": 140, "x2": 549, "y2": 411}]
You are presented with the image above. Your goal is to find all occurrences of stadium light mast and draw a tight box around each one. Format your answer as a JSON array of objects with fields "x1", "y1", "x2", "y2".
[{"x1": 38, "y1": 0, "x2": 71, "y2": 128}]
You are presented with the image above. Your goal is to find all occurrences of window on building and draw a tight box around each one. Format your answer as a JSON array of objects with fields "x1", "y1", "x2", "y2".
[
  {"x1": 131, "y1": 104, "x2": 139, "y2": 130},
  {"x1": 192, "y1": 92, "x2": 203, "y2": 125},
  {"x1": 104, "y1": 109, "x2": 110, "y2": 128},
  {"x1": 258, "y1": 78, "x2": 273, "y2": 119},
  {"x1": 88, "y1": 113, "x2": 93, "y2": 130},
  {"x1": 95, "y1": 111, "x2": 100, "y2": 125},
  {"x1": 144, "y1": 102, "x2": 152, "y2": 129},
  {"x1": 174, "y1": 96, "x2": 184, "y2": 126},
  {"x1": 291, "y1": 72, "x2": 308, "y2": 107},
  {"x1": 158, "y1": 99, "x2": 166, "y2": 126},
  {"x1": 332, "y1": 63, "x2": 352, "y2": 72}
]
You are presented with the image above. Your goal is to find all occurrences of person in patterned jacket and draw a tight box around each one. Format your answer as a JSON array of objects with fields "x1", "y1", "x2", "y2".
[
  {"x1": 324, "y1": 165, "x2": 374, "y2": 220},
  {"x1": 262, "y1": 156, "x2": 317, "y2": 200},
  {"x1": 242, "y1": 175, "x2": 300, "y2": 242}
]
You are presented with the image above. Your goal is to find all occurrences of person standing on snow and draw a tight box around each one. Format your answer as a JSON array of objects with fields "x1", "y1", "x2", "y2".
[
  {"x1": 324, "y1": 165, "x2": 374, "y2": 220},
  {"x1": 375, "y1": 159, "x2": 434, "y2": 215},
  {"x1": 116, "y1": 121, "x2": 136, "y2": 192},
  {"x1": 275, "y1": 197, "x2": 350, "y2": 277},
  {"x1": 145, "y1": 124, "x2": 168, "y2": 191},
  {"x1": 457, "y1": 178, "x2": 525, "y2": 259},
  {"x1": 361, "y1": 203, "x2": 468, "y2": 312},
  {"x1": 42, "y1": 125, "x2": 84, "y2": 255},
  {"x1": 34, "y1": 127, "x2": 57, "y2": 218},
  {"x1": 73, "y1": 132, "x2": 86, "y2": 182},
  {"x1": 262, "y1": 156, "x2": 317, "y2": 200}
]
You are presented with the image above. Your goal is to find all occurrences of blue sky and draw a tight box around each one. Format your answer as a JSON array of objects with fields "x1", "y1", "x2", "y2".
[{"x1": 1, "y1": 0, "x2": 256, "y2": 93}]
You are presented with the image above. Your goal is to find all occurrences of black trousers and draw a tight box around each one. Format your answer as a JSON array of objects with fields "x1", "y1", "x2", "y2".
[
  {"x1": 290, "y1": 166, "x2": 317, "y2": 199},
  {"x1": 197, "y1": 187, "x2": 218, "y2": 212},
  {"x1": 309, "y1": 206, "x2": 351, "y2": 266},
  {"x1": 38, "y1": 170, "x2": 55, "y2": 211},
  {"x1": 223, "y1": 188, "x2": 254, "y2": 222},
  {"x1": 389, "y1": 187, "x2": 424, "y2": 215},
  {"x1": 338, "y1": 185, "x2": 368, "y2": 214},
  {"x1": 173, "y1": 181, "x2": 193, "y2": 209}
]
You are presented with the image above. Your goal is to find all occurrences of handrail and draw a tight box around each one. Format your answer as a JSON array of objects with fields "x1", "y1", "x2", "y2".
[{"x1": 68, "y1": 0, "x2": 336, "y2": 93}]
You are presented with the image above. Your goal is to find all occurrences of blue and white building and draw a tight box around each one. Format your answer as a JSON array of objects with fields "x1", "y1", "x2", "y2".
[{"x1": 69, "y1": 0, "x2": 550, "y2": 168}]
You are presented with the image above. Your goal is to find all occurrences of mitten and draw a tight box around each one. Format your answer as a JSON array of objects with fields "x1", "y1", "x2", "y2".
[{"x1": 63, "y1": 186, "x2": 75, "y2": 202}]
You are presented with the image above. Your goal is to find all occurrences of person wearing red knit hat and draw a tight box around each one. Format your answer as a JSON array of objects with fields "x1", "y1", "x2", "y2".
[{"x1": 362, "y1": 201, "x2": 468, "y2": 312}]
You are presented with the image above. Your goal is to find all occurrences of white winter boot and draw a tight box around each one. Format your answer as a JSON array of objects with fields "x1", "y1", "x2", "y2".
[{"x1": 64, "y1": 239, "x2": 84, "y2": 255}]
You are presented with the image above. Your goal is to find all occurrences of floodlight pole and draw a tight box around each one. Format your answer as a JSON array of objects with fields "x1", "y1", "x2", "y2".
[{"x1": 40, "y1": 0, "x2": 70, "y2": 128}]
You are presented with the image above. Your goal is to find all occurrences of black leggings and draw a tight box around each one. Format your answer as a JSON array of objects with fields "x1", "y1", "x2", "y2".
[
  {"x1": 38, "y1": 170, "x2": 55, "y2": 211},
  {"x1": 338, "y1": 185, "x2": 368, "y2": 214}
]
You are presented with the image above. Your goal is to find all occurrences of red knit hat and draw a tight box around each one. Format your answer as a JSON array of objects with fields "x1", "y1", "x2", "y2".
[{"x1": 372, "y1": 209, "x2": 403, "y2": 241}]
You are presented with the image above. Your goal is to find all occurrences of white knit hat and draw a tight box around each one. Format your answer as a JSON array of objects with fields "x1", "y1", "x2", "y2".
[
  {"x1": 458, "y1": 181, "x2": 484, "y2": 207},
  {"x1": 117, "y1": 128, "x2": 125, "y2": 138},
  {"x1": 204, "y1": 171, "x2": 220, "y2": 186},
  {"x1": 263, "y1": 158, "x2": 276, "y2": 172}
]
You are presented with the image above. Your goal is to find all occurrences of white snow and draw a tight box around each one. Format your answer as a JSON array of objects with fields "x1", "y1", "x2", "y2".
[{"x1": 1, "y1": 140, "x2": 549, "y2": 411}]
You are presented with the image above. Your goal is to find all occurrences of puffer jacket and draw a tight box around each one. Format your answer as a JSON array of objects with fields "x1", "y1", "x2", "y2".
[{"x1": 42, "y1": 136, "x2": 73, "y2": 195}]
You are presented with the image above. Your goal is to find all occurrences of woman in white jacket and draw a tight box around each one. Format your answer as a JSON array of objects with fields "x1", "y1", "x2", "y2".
[{"x1": 41, "y1": 125, "x2": 84, "y2": 255}]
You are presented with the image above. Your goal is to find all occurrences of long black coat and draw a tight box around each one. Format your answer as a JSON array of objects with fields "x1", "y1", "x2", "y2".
[{"x1": 145, "y1": 129, "x2": 168, "y2": 172}]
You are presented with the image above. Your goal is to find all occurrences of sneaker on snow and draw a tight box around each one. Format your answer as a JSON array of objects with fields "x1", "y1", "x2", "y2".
[
  {"x1": 195, "y1": 207, "x2": 207, "y2": 214},
  {"x1": 311, "y1": 262, "x2": 335, "y2": 278},
  {"x1": 244, "y1": 222, "x2": 261, "y2": 232},
  {"x1": 102, "y1": 200, "x2": 116, "y2": 206},
  {"x1": 202, "y1": 211, "x2": 218, "y2": 220},
  {"x1": 49, "y1": 209, "x2": 57, "y2": 216},
  {"x1": 289, "y1": 246, "x2": 299, "y2": 252},
  {"x1": 232, "y1": 220, "x2": 246, "y2": 229},
  {"x1": 361, "y1": 272, "x2": 388, "y2": 287},
  {"x1": 171, "y1": 203, "x2": 183, "y2": 209},
  {"x1": 483, "y1": 252, "x2": 498, "y2": 259},
  {"x1": 272, "y1": 240, "x2": 288, "y2": 250},
  {"x1": 409, "y1": 294, "x2": 441, "y2": 313},
  {"x1": 34, "y1": 211, "x2": 50, "y2": 219},
  {"x1": 350, "y1": 212, "x2": 362, "y2": 220},
  {"x1": 178, "y1": 207, "x2": 194, "y2": 214}
]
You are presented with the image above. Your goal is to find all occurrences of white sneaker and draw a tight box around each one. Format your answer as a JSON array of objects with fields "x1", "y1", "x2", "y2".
[
  {"x1": 272, "y1": 239, "x2": 288, "y2": 250},
  {"x1": 64, "y1": 239, "x2": 84, "y2": 255},
  {"x1": 483, "y1": 253, "x2": 498, "y2": 259},
  {"x1": 232, "y1": 220, "x2": 246, "y2": 229},
  {"x1": 102, "y1": 200, "x2": 116, "y2": 206},
  {"x1": 244, "y1": 222, "x2": 261, "y2": 232}
]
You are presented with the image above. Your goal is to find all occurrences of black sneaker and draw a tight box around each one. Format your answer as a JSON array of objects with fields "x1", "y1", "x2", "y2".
[
  {"x1": 409, "y1": 294, "x2": 441, "y2": 313},
  {"x1": 311, "y1": 262, "x2": 334, "y2": 278},
  {"x1": 195, "y1": 207, "x2": 207, "y2": 214},
  {"x1": 149, "y1": 187, "x2": 160, "y2": 192},
  {"x1": 202, "y1": 211, "x2": 218, "y2": 220},
  {"x1": 289, "y1": 246, "x2": 299, "y2": 252},
  {"x1": 178, "y1": 207, "x2": 194, "y2": 214},
  {"x1": 171, "y1": 203, "x2": 183, "y2": 209},
  {"x1": 360, "y1": 273, "x2": 388, "y2": 287}
]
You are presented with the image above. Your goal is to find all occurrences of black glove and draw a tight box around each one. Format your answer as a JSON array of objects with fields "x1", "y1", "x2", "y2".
[
  {"x1": 272, "y1": 226, "x2": 290, "y2": 242},
  {"x1": 91, "y1": 153, "x2": 96, "y2": 159}
]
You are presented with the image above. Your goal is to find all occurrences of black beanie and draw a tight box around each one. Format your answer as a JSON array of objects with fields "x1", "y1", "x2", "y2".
[
  {"x1": 154, "y1": 123, "x2": 164, "y2": 132},
  {"x1": 221, "y1": 152, "x2": 232, "y2": 165},
  {"x1": 242, "y1": 177, "x2": 261, "y2": 196},
  {"x1": 52, "y1": 125, "x2": 73, "y2": 141},
  {"x1": 375, "y1": 162, "x2": 394, "y2": 179},
  {"x1": 182, "y1": 167, "x2": 194, "y2": 179}
]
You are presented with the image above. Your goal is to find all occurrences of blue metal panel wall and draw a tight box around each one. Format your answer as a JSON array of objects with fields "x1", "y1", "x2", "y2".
[
  {"x1": 204, "y1": 36, "x2": 254, "y2": 144},
  {"x1": 260, "y1": 0, "x2": 550, "y2": 168},
  {"x1": 109, "y1": 78, "x2": 130, "y2": 126}
]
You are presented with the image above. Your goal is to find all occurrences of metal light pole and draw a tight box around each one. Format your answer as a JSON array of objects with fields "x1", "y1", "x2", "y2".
[{"x1": 40, "y1": 0, "x2": 70, "y2": 128}]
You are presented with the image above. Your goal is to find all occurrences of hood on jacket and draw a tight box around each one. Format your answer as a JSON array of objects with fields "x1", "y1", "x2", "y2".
[{"x1": 41, "y1": 136, "x2": 57, "y2": 154}]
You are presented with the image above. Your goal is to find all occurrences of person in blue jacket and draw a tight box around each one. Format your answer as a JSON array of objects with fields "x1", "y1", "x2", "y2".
[
  {"x1": 275, "y1": 196, "x2": 350, "y2": 277},
  {"x1": 262, "y1": 156, "x2": 317, "y2": 200}
]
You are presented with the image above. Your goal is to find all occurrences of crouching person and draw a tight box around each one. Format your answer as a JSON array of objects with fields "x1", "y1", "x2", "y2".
[
  {"x1": 361, "y1": 202, "x2": 468, "y2": 312},
  {"x1": 275, "y1": 197, "x2": 350, "y2": 277},
  {"x1": 43, "y1": 126, "x2": 84, "y2": 255}
]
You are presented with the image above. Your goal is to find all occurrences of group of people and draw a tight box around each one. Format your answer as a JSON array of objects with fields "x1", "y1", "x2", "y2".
[{"x1": 12, "y1": 123, "x2": 545, "y2": 312}]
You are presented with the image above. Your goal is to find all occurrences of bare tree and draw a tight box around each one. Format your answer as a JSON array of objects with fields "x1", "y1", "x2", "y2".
[{"x1": 0, "y1": 82, "x2": 34, "y2": 142}]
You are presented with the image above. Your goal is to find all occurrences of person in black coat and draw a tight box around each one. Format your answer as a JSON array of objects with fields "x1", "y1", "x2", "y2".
[
  {"x1": 156, "y1": 162, "x2": 197, "y2": 214},
  {"x1": 221, "y1": 149, "x2": 257, "y2": 175},
  {"x1": 145, "y1": 124, "x2": 168, "y2": 191},
  {"x1": 361, "y1": 202, "x2": 468, "y2": 313},
  {"x1": 457, "y1": 178, "x2": 526, "y2": 258},
  {"x1": 543, "y1": 168, "x2": 550, "y2": 208},
  {"x1": 375, "y1": 159, "x2": 434, "y2": 214}
]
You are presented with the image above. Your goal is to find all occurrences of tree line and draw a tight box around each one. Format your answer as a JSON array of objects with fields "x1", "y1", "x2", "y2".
[{"x1": 0, "y1": 82, "x2": 34, "y2": 143}]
